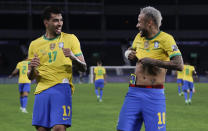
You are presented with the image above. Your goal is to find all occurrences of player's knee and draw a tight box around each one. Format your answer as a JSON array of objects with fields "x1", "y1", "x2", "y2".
[
  {"x1": 35, "y1": 126, "x2": 50, "y2": 131},
  {"x1": 53, "y1": 125, "x2": 66, "y2": 131},
  {"x1": 23, "y1": 92, "x2": 29, "y2": 96},
  {"x1": 183, "y1": 89, "x2": 188, "y2": 93}
]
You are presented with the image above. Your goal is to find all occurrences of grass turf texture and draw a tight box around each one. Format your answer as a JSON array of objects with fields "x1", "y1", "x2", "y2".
[{"x1": 0, "y1": 83, "x2": 207, "y2": 131}]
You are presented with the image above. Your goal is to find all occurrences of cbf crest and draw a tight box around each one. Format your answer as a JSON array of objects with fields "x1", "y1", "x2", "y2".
[
  {"x1": 58, "y1": 42, "x2": 64, "y2": 48},
  {"x1": 144, "y1": 41, "x2": 149, "y2": 49},
  {"x1": 154, "y1": 41, "x2": 159, "y2": 48},
  {"x1": 50, "y1": 43, "x2": 56, "y2": 50}
]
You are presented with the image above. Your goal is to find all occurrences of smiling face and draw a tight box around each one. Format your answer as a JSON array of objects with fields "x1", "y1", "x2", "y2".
[
  {"x1": 44, "y1": 13, "x2": 63, "y2": 36},
  {"x1": 136, "y1": 13, "x2": 149, "y2": 37}
]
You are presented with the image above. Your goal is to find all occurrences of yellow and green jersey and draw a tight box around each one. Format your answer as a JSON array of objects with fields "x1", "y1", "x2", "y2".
[
  {"x1": 177, "y1": 70, "x2": 184, "y2": 79},
  {"x1": 16, "y1": 61, "x2": 31, "y2": 83},
  {"x1": 28, "y1": 32, "x2": 83, "y2": 94},
  {"x1": 132, "y1": 31, "x2": 181, "y2": 61},
  {"x1": 94, "y1": 66, "x2": 106, "y2": 80},
  {"x1": 183, "y1": 65, "x2": 195, "y2": 82}
]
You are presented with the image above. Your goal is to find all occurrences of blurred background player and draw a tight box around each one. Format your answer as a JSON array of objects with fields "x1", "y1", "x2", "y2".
[
  {"x1": 9, "y1": 58, "x2": 31, "y2": 113},
  {"x1": 27, "y1": 6, "x2": 87, "y2": 131},
  {"x1": 182, "y1": 62, "x2": 197, "y2": 104},
  {"x1": 78, "y1": 71, "x2": 85, "y2": 84},
  {"x1": 93, "y1": 61, "x2": 106, "y2": 102},
  {"x1": 177, "y1": 70, "x2": 184, "y2": 96}
]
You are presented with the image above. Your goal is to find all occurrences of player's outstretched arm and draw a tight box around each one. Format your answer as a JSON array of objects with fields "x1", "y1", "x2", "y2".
[
  {"x1": 139, "y1": 55, "x2": 184, "y2": 71},
  {"x1": 8, "y1": 68, "x2": 19, "y2": 78},
  {"x1": 62, "y1": 48, "x2": 87, "y2": 72},
  {"x1": 193, "y1": 70, "x2": 197, "y2": 76},
  {"x1": 193, "y1": 70, "x2": 198, "y2": 79},
  {"x1": 104, "y1": 74, "x2": 107, "y2": 85}
]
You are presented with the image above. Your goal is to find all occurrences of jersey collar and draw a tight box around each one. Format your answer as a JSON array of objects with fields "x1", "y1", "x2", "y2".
[
  {"x1": 145, "y1": 31, "x2": 161, "y2": 40},
  {"x1": 43, "y1": 33, "x2": 61, "y2": 41}
]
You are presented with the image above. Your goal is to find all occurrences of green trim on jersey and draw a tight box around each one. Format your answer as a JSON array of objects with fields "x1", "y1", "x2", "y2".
[
  {"x1": 169, "y1": 53, "x2": 181, "y2": 58},
  {"x1": 75, "y1": 53, "x2": 82, "y2": 57},
  {"x1": 43, "y1": 34, "x2": 60, "y2": 41},
  {"x1": 146, "y1": 31, "x2": 161, "y2": 40}
]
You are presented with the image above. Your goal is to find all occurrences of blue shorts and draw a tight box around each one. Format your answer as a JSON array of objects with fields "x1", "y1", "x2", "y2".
[
  {"x1": 19, "y1": 83, "x2": 31, "y2": 93},
  {"x1": 94, "y1": 79, "x2": 104, "y2": 88},
  {"x1": 32, "y1": 83, "x2": 72, "y2": 128},
  {"x1": 117, "y1": 86, "x2": 166, "y2": 131},
  {"x1": 177, "y1": 79, "x2": 183, "y2": 84},
  {"x1": 182, "y1": 80, "x2": 194, "y2": 91}
]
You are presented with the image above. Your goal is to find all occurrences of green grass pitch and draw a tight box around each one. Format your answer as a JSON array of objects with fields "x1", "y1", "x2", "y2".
[{"x1": 0, "y1": 83, "x2": 208, "y2": 131}]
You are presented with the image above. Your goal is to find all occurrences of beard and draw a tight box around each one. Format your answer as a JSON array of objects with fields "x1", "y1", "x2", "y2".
[
  {"x1": 48, "y1": 26, "x2": 62, "y2": 36},
  {"x1": 140, "y1": 29, "x2": 148, "y2": 37},
  {"x1": 55, "y1": 30, "x2": 61, "y2": 35},
  {"x1": 55, "y1": 27, "x2": 62, "y2": 35},
  {"x1": 51, "y1": 31, "x2": 60, "y2": 37}
]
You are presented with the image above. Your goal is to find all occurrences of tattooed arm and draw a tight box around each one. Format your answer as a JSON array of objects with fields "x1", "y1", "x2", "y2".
[{"x1": 139, "y1": 55, "x2": 184, "y2": 71}]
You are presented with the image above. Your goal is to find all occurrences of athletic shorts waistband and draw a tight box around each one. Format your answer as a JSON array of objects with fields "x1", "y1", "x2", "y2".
[{"x1": 129, "y1": 84, "x2": 164, "y2": 89}]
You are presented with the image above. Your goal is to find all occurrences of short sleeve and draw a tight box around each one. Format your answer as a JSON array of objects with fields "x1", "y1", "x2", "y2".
[
  {"x1": 28, "y1": 42, "x2": 34, "y2": 61},
  {"x1": 192, "y1": 66, "x2": 195, "y2": 71},
  {"x1": 162, "y1": 35, "x2": 181, "y2": 59},
  {"x1": 131, "y1": 33, "x2": 140, "y2": 50},
  {"x1": 94, "y1": 67, "x2": 97, "y2": 74},
  {"x1": 70, "y1": 35, "x2": 82, "y2": 57},
  {"x1": 103, "y1": 68, "x2": 106, "y2": 74},
  {"x1": 16, "y1": 62, "x2": 20, "y2": 69}
]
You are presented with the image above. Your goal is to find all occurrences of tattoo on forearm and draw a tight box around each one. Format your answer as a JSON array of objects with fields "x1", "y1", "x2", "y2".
[
  {"x1": 153, "y1": 55, "x2": 183, "y2": 71},
  {"x1": 168, "y1": 55, "x2": 183, "y2": 71}
]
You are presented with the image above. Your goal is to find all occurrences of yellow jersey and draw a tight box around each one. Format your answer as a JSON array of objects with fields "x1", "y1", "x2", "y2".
[
  {"x1": 94, "y1": 66, "x2": 106, "y2": 80},
  {"x1": 132, "y1": 31, "x2": 181, "y2": 61},
  {"x1": 177, "y1": 71, "x2": 184, "y2": 79},
  {"x1": 183, "y1": 65, "x2": 195, "y2": 82},
  {"x1": 28, "y1": 32, "x2": 83, "y2": 94},
  {"x1": 16, "y1": 61, "x2": 31, "y2": 83}
]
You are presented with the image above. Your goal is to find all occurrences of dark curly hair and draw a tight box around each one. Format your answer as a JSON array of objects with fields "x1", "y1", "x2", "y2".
[{"x1": 42, "y1": 6, "x2": 63, "y2": 20}]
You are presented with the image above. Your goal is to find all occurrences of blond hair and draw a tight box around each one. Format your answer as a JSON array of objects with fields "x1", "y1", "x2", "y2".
[{"x1": 140, "y1": 6, "x2": 162, "y2": 28}]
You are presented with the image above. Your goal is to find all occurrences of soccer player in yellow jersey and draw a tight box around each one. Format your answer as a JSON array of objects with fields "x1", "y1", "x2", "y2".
[
  {"x1": 27, "y1": 7, "x2": 87, "y2": 131},
  {"x1": 182, "y1": 63, "x2": 197, "y2": 104},
  {"x1": 177, "y1": 70, "x2": 184, "y2": 96},
  {"x1": 117, "y1": 6, "x2": 184, "y2": 131},
  {"x1": 9, "y1": 59, "x2": 31, "y2": 113},
  {"x1": 93, "y1": 61, "x2": 106, "y2": 102}
]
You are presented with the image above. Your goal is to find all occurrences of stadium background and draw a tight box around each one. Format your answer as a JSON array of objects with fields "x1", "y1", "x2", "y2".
[
  {"x1": 0, "y1": 1, "x2": 208, "y2": 131},
  {"x1": 1, "y1": 0, "x2": 208, "y2": 83}
]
